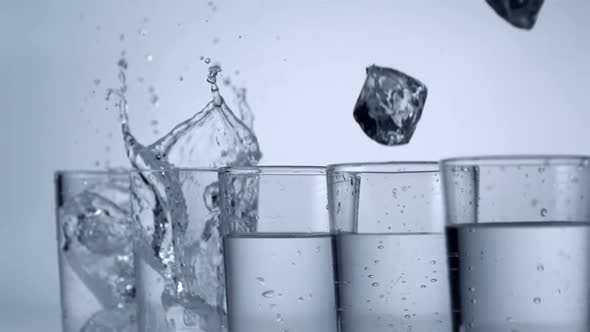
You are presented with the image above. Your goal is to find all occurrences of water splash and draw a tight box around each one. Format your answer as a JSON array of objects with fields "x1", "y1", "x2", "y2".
[{"x1": 105, "y1": 55, "x2": 262, "y2": 332}]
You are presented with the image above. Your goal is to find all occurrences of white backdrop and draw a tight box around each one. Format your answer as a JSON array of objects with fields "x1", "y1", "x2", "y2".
[{"x1": 1, "y1": 0, "x2": 589, "y2": 331}]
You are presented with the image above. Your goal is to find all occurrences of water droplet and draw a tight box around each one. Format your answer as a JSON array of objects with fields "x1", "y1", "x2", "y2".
[
  {"x1": 540, "y1": 208, "x2": 548, "y2": 217},
  {"x1": 470, "y1": 298, "x2": 477, "y2": 304},
  {"x1": 256, "y1": 277, "x2": 265, "y2": 285},
  {"x1": 262, "y1": 290, "x2": 275, "y2": 298},
  {"x1": 204, "y1": 57, "x2": 211, "y2": 64},
  {"x1": 538, "y1": 167, "x2": 545, "y2": 173},
  {"x1": 275, "y1": 313, "x2": 283, "y2": 322},
  {"x1": 297, "y1": 296, "x2": 304, "y2": 302},
  {"x1": 138, "y1": 28, "x2": 148, "y2": 36},
  {"x1": 537, "y1": 264, "x2": 544, "y2": 272},
  {"x1": 374, "y1": 260, "x2": 380, "y2": 264},
  {"x1": 146, "y1": 54, "x2": 153, "y2": 62},
  {"x1": 469, "y1": 287, "x2": 475, "y2": 292},
  {"x1": 363, "y1": 267, "x2": 369, "y2": 271},
  {"x1": 200, "y1": 56, "x2": 204, "y2": 60},
  {"x1": 368, "y1": 274, "x2": 375, "y2": 278},
  {"x1": 93, "y1": 79, "x2": 101, "y2": 85},
  {"x1": 534, "y1": 297, "x2": 541, "y2": 304},
  {"x1": 378, "y1": 245, "x2": 384, "y2": 249},
  {"x1": 179, "y1": 75, "x2": 184, "y2": 82},
  {"x1": 506, "y1": 316, "x2": 513, "y2": 322},
  {"x1": 420, "y1": 285, "x2": 426, "y2": 289},
  {"x1": 430, "y1": 278, "x2": 437, "y2": 283},
  {"x1": 404, "y1": 314, "x2": 411, "y2": 319},
  {"x1": 371, "y1": 282, "x2": 379, "y2": 287},
  {"x1": 430, "y1": 260, "x2": 436, "y2": 265}
]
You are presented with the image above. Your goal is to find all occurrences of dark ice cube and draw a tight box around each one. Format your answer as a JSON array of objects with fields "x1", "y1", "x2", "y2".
[
  {"x1": 486, "y1": 0, "x2": 544, "y2": 30},
  {"x1": 353, "y1": 65, "x2": 427, "y2": 146}
]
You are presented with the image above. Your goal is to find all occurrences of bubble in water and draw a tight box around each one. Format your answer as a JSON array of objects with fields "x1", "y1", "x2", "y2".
[
  {"x1": 540, "y1": 208, "x2": 548, "y2": 217},
  {"x1": 534, "y1": 297, "x2": 541, "y2": 304},
  {"x1": 262, "y1": 290, "x2": 275, "y2": 298},
  {"x1": 537, "y1": 263, "x2": 544, "y2": 272}
]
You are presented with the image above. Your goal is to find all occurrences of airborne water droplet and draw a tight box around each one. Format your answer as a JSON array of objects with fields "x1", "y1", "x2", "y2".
[
  {"x1": 537, "y1": 264, "x2": 544, "y2": 272},
  {"x1": 205, "y1": 57, "x2": 211, "y2": 64},
  {"x1": 256, "y1": 277, "x2": 265, "y2": 285},
  {"x1": 540, "y1": 208, "x2": 548, "y2": 217},
  {"x1": 534, "y1": 297, "x2": 541, "y2": 304}
]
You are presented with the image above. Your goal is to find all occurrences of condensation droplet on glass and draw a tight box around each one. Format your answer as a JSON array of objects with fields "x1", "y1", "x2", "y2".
[
  {"x1": 368, "y1": 274, "x2": 374, "y2": 278},
  {"x1": 204, "y1": 57, "x2": 211, "y2": 64},
  {"x1": 256, "y1": 277, "x2": 265, "y2": 285},
  {"x1": 262, "y1": 290, "x2": 275, "y2": 298},
  {"x1": 540, "y1": 208, "x2": 548, "y2": 217},
  {"x1": 420, "y1": 285, "x2": 426, "y2": 289},
  {"x1": 371, "y1": 282, "x2": 379, "y2": 287}
]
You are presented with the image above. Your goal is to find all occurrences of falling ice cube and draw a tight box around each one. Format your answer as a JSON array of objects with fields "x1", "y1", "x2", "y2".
[
  {"x1": 353, "y1": 64, "x2": 427, "y2": 146},
  {"x1": 486, "y1": 0, "x2": 544, "y2": 30}
]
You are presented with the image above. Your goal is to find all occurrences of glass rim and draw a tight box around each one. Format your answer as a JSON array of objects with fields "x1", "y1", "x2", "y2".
[
  {"x1": 55, "y1": 167, "x2": 218, "y2": 177},
  {"x1": 327, "y1": 161, "x2": 439, "y2": 175},
  {"x1": 219, "y1": 165, "x2": 326, "y2": 176},
  {"x1": 440, "y1": 155, "x2": 590, "y2": 167}
]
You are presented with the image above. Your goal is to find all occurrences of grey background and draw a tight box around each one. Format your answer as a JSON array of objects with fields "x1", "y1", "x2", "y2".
[{"x1": 1, "y1": 0, "x2": 589, "y2": 330}]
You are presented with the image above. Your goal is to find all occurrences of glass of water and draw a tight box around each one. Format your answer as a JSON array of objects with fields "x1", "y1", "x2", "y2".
[
  {"x1": 441, "y1": 156, "x2": 590, "y2": 332},
  {"x1": 131, "y1": 168, "x2": 226, "y2": 332},
  {"x1": 55, "y1": 170, "x2": 136, "y2": 332},
  {"x1": 219, "y1": 166, "x2": 338, "y2": 332},
  {"x1": 327, "y1": 162, "x2": 451, "y2": 332}
]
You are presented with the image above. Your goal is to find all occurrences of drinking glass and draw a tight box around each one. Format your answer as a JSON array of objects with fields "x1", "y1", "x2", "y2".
[
  {"x1": 55, "y1": 170, "x2": 136, "y2": 332},
  {"x1": 219, "y1": 166, "x2": 338, "y2": 332},
  {"x1": 327, "y1": 162, "x2": 451, "y2": 332},
  {"x1": 441, "y1": 156, "x2": 590, "y2": 332},
  {"x1": 131, "y1": 168, "x2": 225, "y2": 332}
]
